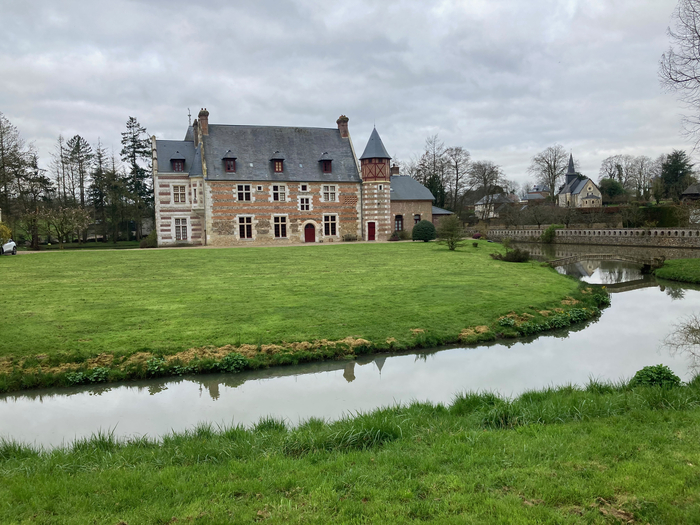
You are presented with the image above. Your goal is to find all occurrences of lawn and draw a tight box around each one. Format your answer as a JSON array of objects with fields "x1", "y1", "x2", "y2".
[
  {"x1": 1, "y1": 379, "x2": 699, "y2": 524},
  {"x1": 654, "y1": 258, "x2": 700, "y2": 284},
  {"x1": 0, "y1": 242, "x2": 580, "y2": 358}
]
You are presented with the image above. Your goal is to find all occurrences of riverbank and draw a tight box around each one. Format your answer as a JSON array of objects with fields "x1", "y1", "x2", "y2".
[
  {"x1": 2, "y1": 377, "x2": 699, "y2": 523},
  {"x1": 0, "y1": 242, "x2": 607, "y2": 393},
  {"x1": 654, "y1": 258, "x2": 700, "y2": 284}
]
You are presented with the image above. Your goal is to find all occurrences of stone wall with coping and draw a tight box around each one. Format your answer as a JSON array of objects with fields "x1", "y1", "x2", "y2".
[{"x1": 487, "y1": 228, "x2": 700, "y2": 248}]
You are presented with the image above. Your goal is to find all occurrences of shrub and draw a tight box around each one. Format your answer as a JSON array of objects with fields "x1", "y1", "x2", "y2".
[
  {"x1": 472, "y1": 233, "x2": 482, "y2": 239},
  {"x1": 217, "y1": 353, "x2": 248, "y2": 373},
  {"x1": 398, "y1": 229, "x2": 412, "y2": 240},
  {"x1": 412, "y1": 220, "x2": 436, "y2": 242},
  {"x1": 498, "y1": 317, "x2": 516, "y2": 328},
  {"x1": 139, "y1": 230, "x2": 158, "y2": 249},
  {"x1": 472, "y1": 242, "x2": 479, "y2": 248},
  {"x1": 389, "y1": 231, "x2": 400, "y2": 241},
  {"x1": 490, "y1": 248, "x2": 530, "y2": 263},
  {"x1": 629, "y1": 365, "x2": 681, "y2": 388},
  {"x1": 540, "y1": 224, "x2": 563, "y2": 243},
  {"x1": 342, "y1": 233, "x2": 358, "y2": 242},
  {"x1": 436, "y1": 214, "x2": 465, "y2": 251}
]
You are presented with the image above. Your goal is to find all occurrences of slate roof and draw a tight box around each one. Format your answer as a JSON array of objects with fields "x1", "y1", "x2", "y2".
[
  {"x1": 389, "y1": 176, "x2": 434, "y2": 201},
  {"x1": 683, "y1": 183, "x2": 700, "y2": 196},
  {"x1": 431, "y1": 206, "x2": 453, "y2": 215},
  {"x1": 156, "y1": 140, "x2": 199, "y2": 176},
  {"x1": 558, "y1": 177, "x2": 589, "y2": 196},
  {"x1": 201, "y1": 124, "x2": 360, "y2": 183},
  {"x1": 475, "y1": 193, "x2": 520, "y2": 206},
  {"x1": 359, "y1": 128, "x2": 391, "y2": 160}
]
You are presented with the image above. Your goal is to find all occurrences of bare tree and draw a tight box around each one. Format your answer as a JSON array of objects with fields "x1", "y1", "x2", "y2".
[
  {"x1": 660, "y1": 0, "x2": 700, "y2": 144},
  {"x1": 664, "y1": 313, "x2": 700, "y2": 372},
  {"x1": 527, "y1": 145, "x2": 568, "y2": 199},
  {"x1": 444, "y1": 146, "x2": 470, "y2": 212},
  {"x1": 468, "y1": 161, "x2": 505, "y2": 219}
]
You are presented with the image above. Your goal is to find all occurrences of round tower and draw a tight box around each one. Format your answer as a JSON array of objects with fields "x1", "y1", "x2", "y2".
[{"x1": 359, "y1": 128, "x2": 392, "y2": 241}]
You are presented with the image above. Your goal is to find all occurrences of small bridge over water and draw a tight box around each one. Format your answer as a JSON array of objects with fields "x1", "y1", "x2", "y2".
[{"x1": 548, "y1": 254, "x2": 665, "y2": 273}]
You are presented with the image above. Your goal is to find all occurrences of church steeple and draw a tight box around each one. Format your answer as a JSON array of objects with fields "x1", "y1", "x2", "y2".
[{"x1": 566, "y1": 153, "x2": 577, "y2": 184}]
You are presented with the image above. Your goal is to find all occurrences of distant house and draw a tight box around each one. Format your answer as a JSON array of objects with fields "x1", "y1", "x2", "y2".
[
  {"x1": 557, "y1": 154, "x2": 602, "y2": 208},
  {"x1": 523, "y1": 184, "x2": 550, "y2": 204},
  {"x1": 682, "y1": 183, "x2": 700, "y2": 202},
  {"x1": 474, "y1": 193, "x2": 520, "y2": 219}
]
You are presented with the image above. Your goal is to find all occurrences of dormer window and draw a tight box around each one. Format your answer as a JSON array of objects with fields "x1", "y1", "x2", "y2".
[
  {"x1": 270, "y1": 151, "x2": 285, "y2": 173},
  {"x1": 170, "y1": 151, "x2": 186, "y2": 172},
  {"x1": 222, "y1": 150, "x2": 237, "y2": 173},
  {"x1": 318, "y1": 152, "x2": 333, "y2": 174}
]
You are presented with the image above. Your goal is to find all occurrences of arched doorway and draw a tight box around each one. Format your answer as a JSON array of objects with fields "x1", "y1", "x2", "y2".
[{"x1": 304, "y1": 223, "x2": 315, "y2": 242}]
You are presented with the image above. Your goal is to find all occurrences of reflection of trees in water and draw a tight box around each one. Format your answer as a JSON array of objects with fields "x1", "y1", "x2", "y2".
[
  {"x1": 659, "y1": 284, "x2": 686, "y2": 301},
  {"x1": 597, "y1": 262, "x2": 643, "y2": 285},
  {"x1": 664, "y1": 314, "x2": 700, "y2": 372}
]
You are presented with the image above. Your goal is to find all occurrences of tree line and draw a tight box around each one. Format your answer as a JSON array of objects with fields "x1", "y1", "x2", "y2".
[{"x1": 0, "y1": 113, "x2": 152, "y2": 248}]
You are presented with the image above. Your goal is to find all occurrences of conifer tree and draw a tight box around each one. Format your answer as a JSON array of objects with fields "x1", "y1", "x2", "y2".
[{"x1": 120, "y1": 117, "x2": 152, "y2": 240}]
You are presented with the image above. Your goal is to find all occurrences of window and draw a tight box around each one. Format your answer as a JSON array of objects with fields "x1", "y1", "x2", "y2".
[
  {"x1": 173, "y1": 185, "x2": 186, "y2": 203},
  {"x1": 323, "y1": 185, "x2": 336, "y2": 202},
  {"x1": 395, "y1": 215, "x2": 404, "y2": 231},
  {"x1": 299, "y1": 197, "x2": 310, "y2": 211},
  {"x1": 324, "y1": 215, "x2": 337, "y2": 236},
  {"x1": 272, "y1": 185, "x2": 286, "y2": 201},
  {"x1": 414, "y1": 214, "x2": 421, "y2": 224},
  {"x1": 322, "y1": 160, "x2": 332, "y2": 173},
  {"x1": 379, "y1": 185, "x2": 383, "y2": 191},
  {"x1": 225, "y1": 159, "x2": 236, "y2": 173},
  {"x1": 274, "y1": 160, "x2": 284, "y2": 173},
  {"x1": 274, "y1": 216, "x2": 287, "y2": 238},
  {"x1": 300, "y1": 184, "x2": 308, "y2": 192},
  {"x1": 239, "y1": 216, "x2": 252, "y2": 239},
  {"x1": 257, "y1": 185, "x2": 263, "y2": 191},
  {"x1": 237, "y1": 184, "x2": 251, "y2": 201},
  {"x1": 175, "y1": 218, "x2": 187, "y2": 241},
  {"x1": 172, "y1": 160, "x2": 184, "y2": 172}
]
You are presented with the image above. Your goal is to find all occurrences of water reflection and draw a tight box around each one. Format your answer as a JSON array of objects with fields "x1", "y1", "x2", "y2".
[{"x1": 3, "y1": 260, "x2": 700, "y2": 448}]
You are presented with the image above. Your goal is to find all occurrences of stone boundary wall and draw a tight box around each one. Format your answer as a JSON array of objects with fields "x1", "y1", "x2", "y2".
[{"x1": 486, "y1": 228, "x2": 700, "y2": 248}]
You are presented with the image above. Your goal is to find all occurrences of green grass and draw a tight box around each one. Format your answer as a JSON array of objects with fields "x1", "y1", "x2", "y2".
[
  {"x1": 0, "y1": 242, "x2": 602, "y2": 391},
  {"x1": 2, "y1": 379, "x2": 699, "y2": 524},
  {"x1": 654, "y1": 258, "x2": 700, "y2": 284}
]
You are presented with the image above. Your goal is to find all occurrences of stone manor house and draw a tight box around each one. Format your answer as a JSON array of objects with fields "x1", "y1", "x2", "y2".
[{"x1": 152, "y1": 110, "x2": 439, "y2": 246}]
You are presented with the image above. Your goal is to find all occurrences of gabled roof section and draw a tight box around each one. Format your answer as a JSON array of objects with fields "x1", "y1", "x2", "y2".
[
  {"x1": 432, "y1": 205, "x2": 453, "y2": 215},
  {"x1": 389, "y1": 176, "x2": 434, "y2": 201},
  {"x1": 360, "y1": 128, "x2": 391, "y2": 160},
  {"x1": 156, "y1": 139, "x2": 198, "y2": 176},
  {"x1": 184, "y1": 126, "x2": 195, "y2": 142},
  {"x1": 202, "y1": 125, "x2": 360, "y2": 183}
]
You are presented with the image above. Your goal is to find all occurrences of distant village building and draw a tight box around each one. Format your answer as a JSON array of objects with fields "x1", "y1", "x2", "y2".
[
  {"x1": 152, "y1": 110, "x2": 437, "y2": 246},
  {"x1": 523, "y1": 184, "x2": 550, "y2": 204},
  {"x1": 557, "y1": 154, "x2": 602, "y2": 208},
  {"x1": 682, "y1": 183, "x2": 700, "y2": 202},
  {"x1": 474, "y1": 193, "x2": 520, "y2": 219}
]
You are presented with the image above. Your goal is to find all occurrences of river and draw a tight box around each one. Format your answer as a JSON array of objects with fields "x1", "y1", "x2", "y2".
[{"x1": 2, "y1": 245, "x2": 699, "y2": 448}]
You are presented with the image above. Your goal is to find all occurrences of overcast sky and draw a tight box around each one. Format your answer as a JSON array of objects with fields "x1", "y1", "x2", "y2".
[{"x1": 0, "y1": 0, "x2": 690, "y2": 188}]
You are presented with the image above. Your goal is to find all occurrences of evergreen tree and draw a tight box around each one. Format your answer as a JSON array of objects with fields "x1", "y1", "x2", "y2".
[
  {"x1": 120, "y1": 116, "x2": 152, "y2": 240},
  {"x1": 661, "y1": 150, "x2": 694, "y2": 201}
]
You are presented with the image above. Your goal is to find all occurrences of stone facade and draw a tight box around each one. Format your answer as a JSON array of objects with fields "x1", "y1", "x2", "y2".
[
  {"x1": 489, "y1": 228, "x2": 700, "y2": 248},
  {"x1": 152, "y1": 113, "x2": 438, "y2": 247},
  {"x1": 390, "y1": 200, "x2": 433, "y2": 233}
]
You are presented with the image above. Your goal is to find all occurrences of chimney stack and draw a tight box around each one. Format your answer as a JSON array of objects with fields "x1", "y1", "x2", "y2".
[
  {"x1": 390, "y1": 163, "x2": 400, "y2": 176},
  {"x1": 192, "y1": 119, "x2": 199, "y2": 145},
  {"x1": 198, "y1": 108, "x2": 209, "y2": 136},
  {"x1": 336, "y1": 115, "x2": 349, "y2": 138}
]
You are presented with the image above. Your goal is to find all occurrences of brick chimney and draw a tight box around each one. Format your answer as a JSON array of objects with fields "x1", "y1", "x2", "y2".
[
  {"x1": 336, "y1": 115, "x2": 349, "y2": 138},
  {"x1": 192, "y1": 119, "x2": 199, "y2": 145},
  {"x1": 390, "y1": 163, "x2": 400, "y2": 176},
  {"x1": 198, "y1": 108, "x2": 209, "y2": 136}
]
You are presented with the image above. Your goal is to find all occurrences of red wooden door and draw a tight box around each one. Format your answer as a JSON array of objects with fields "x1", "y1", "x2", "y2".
[
  {"x1": 368, "y1": 222, "x2": 376, "y2": 241},
  {"x1": 304, "y1": 224, "x2": 315, "y2": 242}
]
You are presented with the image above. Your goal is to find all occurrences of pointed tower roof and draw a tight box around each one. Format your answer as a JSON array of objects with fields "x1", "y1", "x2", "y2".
[
  {"x1": 566, "y1": 153, "x2": 575, "y2": 175},
  {"x1": 359, "y1": 128, "x2": 391, "y2": 160}
]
